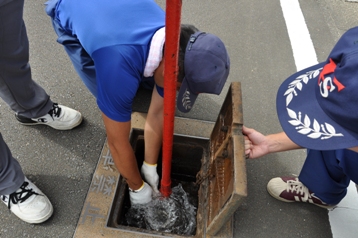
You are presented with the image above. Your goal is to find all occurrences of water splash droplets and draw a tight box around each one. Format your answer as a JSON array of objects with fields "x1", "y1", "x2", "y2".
[{"x1": 125, "y1": 184, "x2": 197, "y2": 235}]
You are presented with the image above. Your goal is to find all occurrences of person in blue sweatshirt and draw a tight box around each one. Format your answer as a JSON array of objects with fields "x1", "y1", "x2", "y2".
[{"x1": 46, "y1": 0, "x2": 230, "y2": 204}]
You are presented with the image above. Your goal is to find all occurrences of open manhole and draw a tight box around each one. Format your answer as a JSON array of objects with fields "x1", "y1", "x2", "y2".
[
  {"x1": 106, "y1": 82, "x2": 247, "y2": 237},
  {"x1": 108, "y1": 129, "x2": 208, "y2": 236}
]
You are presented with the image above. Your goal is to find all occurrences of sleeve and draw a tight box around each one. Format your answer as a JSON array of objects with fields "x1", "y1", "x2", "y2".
[
  {"x1": 156, "y1": 84, "x2": 164, "y2": 97},
  {"x1": 92, "y1": 45, "x2": 147, "y2": 122}
]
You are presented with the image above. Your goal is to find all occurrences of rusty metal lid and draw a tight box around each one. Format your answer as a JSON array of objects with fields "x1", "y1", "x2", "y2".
[{"x1": 204, "y1": 82, "x2": 247, "y2": 236}]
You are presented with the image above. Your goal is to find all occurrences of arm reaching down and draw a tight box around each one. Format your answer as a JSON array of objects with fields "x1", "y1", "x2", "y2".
[
  {"x1": 142, "y1": 85, "x2": 163, "y2": 194},
  {"x1": 101, "y1": 113, "x2": 153, "y2": 204}
]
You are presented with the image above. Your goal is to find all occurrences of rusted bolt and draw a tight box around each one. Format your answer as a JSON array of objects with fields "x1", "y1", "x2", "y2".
[
  {"x1": 222, "y1": 150, "x2": 228, "y2": 158},
  {"x1": 221, "y1": 125, "x2": 228, "y2": 132}
]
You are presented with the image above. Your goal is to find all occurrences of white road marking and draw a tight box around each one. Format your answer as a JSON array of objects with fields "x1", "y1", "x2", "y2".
[{"x1": 280, "y1": 0, "x2": 318, "y2": 70}]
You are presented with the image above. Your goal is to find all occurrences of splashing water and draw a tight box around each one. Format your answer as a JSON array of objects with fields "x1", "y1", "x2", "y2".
[{"x1": 125, "y1": 183, "x2": 197, "y2": 235}]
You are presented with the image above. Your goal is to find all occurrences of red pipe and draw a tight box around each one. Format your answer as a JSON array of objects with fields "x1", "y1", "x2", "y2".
[{"x1": 160, "y1": 0, "x2": 182, "y2": 197}]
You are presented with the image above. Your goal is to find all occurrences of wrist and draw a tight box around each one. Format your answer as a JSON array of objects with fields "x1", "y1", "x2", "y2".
[
  {"x1": 129, "y1": 181, "x2": 144, "y2": 192},
  {"x1": 267, "y1": 134, "x2": 281, "y2": 153},
  {"x1": 143, "y1": 161, "x2": 157, "y2": 167},
  {"x1": 267, "y1": 132, "x2": 300, "y2": 153}
]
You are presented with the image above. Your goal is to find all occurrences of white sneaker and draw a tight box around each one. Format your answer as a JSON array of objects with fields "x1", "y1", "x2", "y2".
[
  {"x1": 1, "y1": 177, "x2": 53, "y2": 224},
  {"x1": 15, "y1": 103, "x2": 83, "y2": 130},
  {"x1": 267, "y1": 177, "x2": 336, "y2": 209}
]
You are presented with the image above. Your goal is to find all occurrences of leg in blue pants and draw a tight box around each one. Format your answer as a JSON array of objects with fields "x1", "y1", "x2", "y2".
[{"x1": 299, "y1": 149, "x2": 358, "y2": 205}]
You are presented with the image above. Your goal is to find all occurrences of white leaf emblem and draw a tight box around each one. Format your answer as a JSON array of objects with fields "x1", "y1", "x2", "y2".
[
  {"x1": 325, "y1": 123, "x2": 336, "y2": 134},
  {"x1": 284, "y1": 87, "x2": 295, "y2": 96},
  {"x1": 288, "y1": 120, "x2": 301, "y2": 126},
  {"x1": 287, "y1": 108, "x2": 296, "y2": 119},
  {"x1": 285, "y1": 68, "x2": 322, "y2": 107},
  {"x1": 298, "y1": 128, "x2": 311, "y2": 135},
  {"x1": 181, "y1": 89, "x2": 192, "y2": 110},
  {"x1": 313, "y1": 119, "x2": 320, "y2": 132},
  {"x1": 286, "y1": 93, "x2": 293, "y2": 106},
  {"x1": 303, "y1": 115, "x2": 310, "y2": 127},
  {"x1": 296, "y1": 82, "x2": 302, "y2": 91},
  {"x1": 283, "y1": 67, "x2": 344, "y2": 140},
  {"x1": 312, "y1": 70, "x2": 320, "y2": 78},
  {"x1": 308, "y1": 133, "x2": 322, "y2": 139},
  {"x1": 286, "y1": 108, "x2": 343, "y2": 140},
  {"x1": 302, "y1": 76, "x2": 309, "y2": 84}
]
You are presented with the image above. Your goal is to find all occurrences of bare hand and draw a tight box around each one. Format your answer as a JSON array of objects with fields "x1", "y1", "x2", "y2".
[{"x1": 242, "y1": 126, "x2": 270, "y2": 159}]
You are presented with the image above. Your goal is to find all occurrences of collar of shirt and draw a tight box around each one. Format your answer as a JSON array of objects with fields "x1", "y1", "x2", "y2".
[{"x1": 143, "y1": 27, "x2": 165, "y2": 77}]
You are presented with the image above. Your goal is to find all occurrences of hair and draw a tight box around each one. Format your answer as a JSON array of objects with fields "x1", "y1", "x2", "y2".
[{"x1": 178, "y1": 24, "x2": 199, "y2": 83}]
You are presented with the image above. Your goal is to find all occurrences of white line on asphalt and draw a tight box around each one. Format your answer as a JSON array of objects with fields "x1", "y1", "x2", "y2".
[{"x1": 280, "y1": 0, "x2": 318, "y2": 70}]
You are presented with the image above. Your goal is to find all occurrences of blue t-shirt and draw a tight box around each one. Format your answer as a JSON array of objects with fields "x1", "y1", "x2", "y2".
[{"x1": 55, "y1": 0, "x2": 165, "y2": 121}]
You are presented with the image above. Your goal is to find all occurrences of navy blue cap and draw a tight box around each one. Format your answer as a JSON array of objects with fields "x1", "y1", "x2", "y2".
[
  {"x1": 177, "y1": 31, "x2": 230, "y2": 113},
  {"x1": 276, "y1": 26, "x2": 358, "y2": 150}
]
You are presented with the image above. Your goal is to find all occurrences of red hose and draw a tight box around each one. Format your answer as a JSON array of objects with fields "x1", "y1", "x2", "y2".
[{"x1": 160, "y1": 0, "x2": 182, "y2": 197}]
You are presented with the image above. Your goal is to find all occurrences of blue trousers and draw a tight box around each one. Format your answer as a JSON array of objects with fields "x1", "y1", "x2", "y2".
[{"x1": 299, "y1": 149, "x2": 358, "y2": 205}]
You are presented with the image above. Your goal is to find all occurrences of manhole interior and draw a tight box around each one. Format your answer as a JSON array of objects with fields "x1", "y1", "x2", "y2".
[{"x1": 107, "y1": 128, "x2": 209, "y2": 236}]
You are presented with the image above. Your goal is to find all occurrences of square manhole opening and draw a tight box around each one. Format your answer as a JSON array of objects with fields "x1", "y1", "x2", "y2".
[{"x1": 107, "y1": 128, "x2": 209, "y2": 237}]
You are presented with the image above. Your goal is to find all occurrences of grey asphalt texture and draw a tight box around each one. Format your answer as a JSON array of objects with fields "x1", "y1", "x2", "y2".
[{"x1": 0, "y1": 0, "x2": 358, "y2": 237}]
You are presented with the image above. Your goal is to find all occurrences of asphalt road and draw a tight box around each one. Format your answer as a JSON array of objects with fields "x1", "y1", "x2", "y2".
[{"x1": 0, "y1": 0, "x2": 358, "y2": 237}]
